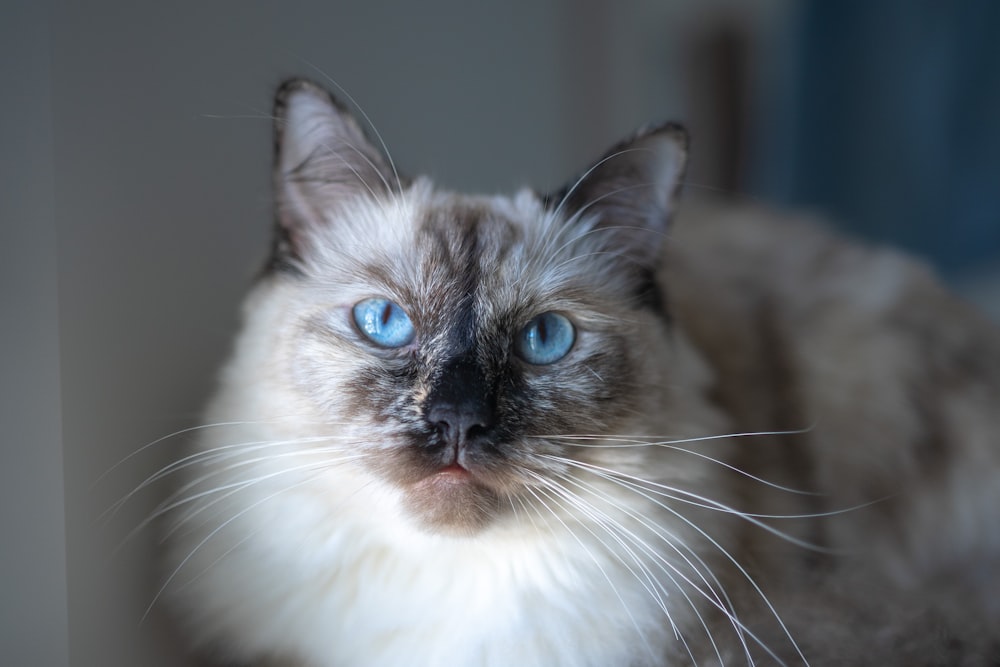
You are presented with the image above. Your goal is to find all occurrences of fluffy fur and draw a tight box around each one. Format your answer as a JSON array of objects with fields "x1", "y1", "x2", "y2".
[{"x1": 160, "y1": 79, "x2": 1000, "y2": 666}]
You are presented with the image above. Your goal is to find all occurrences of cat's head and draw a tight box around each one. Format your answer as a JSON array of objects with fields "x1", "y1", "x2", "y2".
[{"x1": 226, "y1": 79, "x2": 688, "y2": 535}]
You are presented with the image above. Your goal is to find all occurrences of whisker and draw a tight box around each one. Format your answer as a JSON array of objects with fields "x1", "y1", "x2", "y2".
[
  {"x1": 95, "y1": 420, "x2": 274, "y2": 487},
  {"x1": 533, "y1": 473, "x2": 673, "y2": 616},
  {"x1": 102, "y1": 434, "x2": 354, "y2": 523},
  {"x1": 541, "y1": 427, "x2": 822, "y2": 496},
  {"x1": 583, "y1": 365, "x2": 605, "y2": 383},
  {"x1": 549, "y1": 468, "x2": 754, "y2": 666},
  {"x1": 546, "y1": 454, "x2": 832, "y2": 549},
  {"x1": 164, "y1": 448, "x2": 364, "y2": 535},
  {"x1": 159, "y1": 450, "x2": 364, "y2": 532},
  {"x1": 531, "y1": 471, "x2": 708, "y2": 664},
  {"x1": 170, "y1": 526, "x2": 261, "y2": 595},
  {"x1": 201, "y1": 112, "x2": 273, "y2": 120},
  {"x1": 521, "y1": 477, "x2": 661, "y2": 665},
  {"x1": 144, "y1": 470, "x2": 326, "y2": 624},
  {"x1": 550, "y1": 456, "x2": 808, "y2": 666},
  {"x1": 545, "y1": 426, "x2": 815, "y2": 448},
  {"x1": 300, "y1": 59, "x2": 404, "y2": 198},
  {"x1": 288, "y1": 144, "x2": 384, "y2": 209},
  {"x1": 548, "y1": 147, "x2": 654, "y2": 223},
  {"x1": 119, "y1": 450, "x2": 364, "y2": 554}
]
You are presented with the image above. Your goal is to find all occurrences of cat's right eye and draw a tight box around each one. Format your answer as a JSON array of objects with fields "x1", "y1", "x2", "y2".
[{"x1": 352, "y1": 298, "x2": 415, "y2": 348}]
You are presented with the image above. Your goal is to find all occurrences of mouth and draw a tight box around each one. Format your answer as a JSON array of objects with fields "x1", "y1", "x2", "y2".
[
  {"x1": 413, "y1": 461, "x2": 474, "y2": 493},
  {"x1": 437, "y1": 461, "x2": 470, "y2": 476},
  {"x1": 404, "y1": 461, "x2": 498, "y2": 534}
]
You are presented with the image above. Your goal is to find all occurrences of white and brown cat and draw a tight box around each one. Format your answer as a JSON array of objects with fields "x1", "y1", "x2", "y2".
[{"x1": 160, "y1": 79, "x2": 1000, "y2": 666}]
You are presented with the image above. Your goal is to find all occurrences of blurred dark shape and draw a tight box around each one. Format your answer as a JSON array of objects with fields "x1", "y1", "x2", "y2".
[{"x1": 683, "y1": 20, "x2": 751, "y2": 196}]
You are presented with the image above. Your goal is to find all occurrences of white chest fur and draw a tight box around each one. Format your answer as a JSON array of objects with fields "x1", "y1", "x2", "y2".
[{"x1": 168, "y1": 465, "x2": 684, "y2": 667}]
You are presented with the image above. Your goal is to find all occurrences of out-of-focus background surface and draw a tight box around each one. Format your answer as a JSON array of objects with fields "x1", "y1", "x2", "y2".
[{"x1": 3, "y1": 1, "x2": 998, "y2": 665}]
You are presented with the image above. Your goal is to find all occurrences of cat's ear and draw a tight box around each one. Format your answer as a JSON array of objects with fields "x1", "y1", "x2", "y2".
[
  {"x1": 271, "y1": 79, "x2": 397, "y2": 266},
  {"x1": 545, "y1": 123, "x2": 688, "y2": 269}
]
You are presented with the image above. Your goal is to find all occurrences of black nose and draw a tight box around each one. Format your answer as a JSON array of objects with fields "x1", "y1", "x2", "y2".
[
  {"x1": 427, "y1": 402, "x2": 494, "y2": 448},
  {"x1": 424, "y1": 356, "x2": 496, "y2": 450}
]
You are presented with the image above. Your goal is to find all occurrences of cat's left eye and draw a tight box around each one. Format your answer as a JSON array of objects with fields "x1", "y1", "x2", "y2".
[
  {"x1": 515, "y1": 312, "x2": 576, "y2": 365},
  {"x1": 353, "y1": 298, "x2": 415, "y2": 348}
]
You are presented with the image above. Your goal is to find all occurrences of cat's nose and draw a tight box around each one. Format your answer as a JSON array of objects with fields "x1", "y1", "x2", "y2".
[
  {"x1": 424, "y1": 355, "x2": 497, "y2": 450},
  {"x1": 427, "y1": 402, "x2": 495, "y2": 449}
]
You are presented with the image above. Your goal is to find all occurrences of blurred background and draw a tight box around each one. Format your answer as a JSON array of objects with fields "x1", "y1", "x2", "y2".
[{"x1": 3, "y1": 1, "x2": 998, "y2": 664}]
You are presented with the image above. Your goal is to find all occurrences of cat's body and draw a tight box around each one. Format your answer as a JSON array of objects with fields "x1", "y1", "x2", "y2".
[{"x1": 162, "y1": 80, "x2": 1000, "y2": 666}]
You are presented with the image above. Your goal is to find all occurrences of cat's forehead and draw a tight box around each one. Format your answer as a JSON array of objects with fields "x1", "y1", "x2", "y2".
[
  {"x1": 418, "y1": 184, "x2": 541, "y2": 236},
  {"x1": 415, "y1": 194, "x2": 529, "y2": 270},
  {"x1": 410, "y1": 187, "x2": 551, "y2": 310},
  {"x1": 311, "y1": 182, "x2": 556, "y2": 301}
]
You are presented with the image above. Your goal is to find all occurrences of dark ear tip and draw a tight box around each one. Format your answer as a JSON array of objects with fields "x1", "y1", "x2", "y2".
[
  {"x1": 275, "y1": 77, "x2": 323, "y2": 105},
  {"x1": 276, "y1": 77, "x2": 321, "y2": 96},
  {"x1": 593, "y1": 121, "x2": 689, "y2": 173},
  {"x1": 658, "y1": 122, "x2": 690, "y2": 151},
  {"x1": 273, "y1": 78, "x2": 350, "y2": 124},
  {"x1": 636, "y1": 121, "x2": 690, "y2": 154}
]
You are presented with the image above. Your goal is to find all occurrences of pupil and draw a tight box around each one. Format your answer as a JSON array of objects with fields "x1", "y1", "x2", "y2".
[
  {"x1": 536, "y1": 317, "x2": 548, "y2": 345},
  {"x1": 381, "y1": 303, "x2": 392, "y2": 327}
]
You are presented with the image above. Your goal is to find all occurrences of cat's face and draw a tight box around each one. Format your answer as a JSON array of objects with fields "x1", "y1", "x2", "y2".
[{"x1": 236, "y1": 80, "x2": 688, "y2": 535}]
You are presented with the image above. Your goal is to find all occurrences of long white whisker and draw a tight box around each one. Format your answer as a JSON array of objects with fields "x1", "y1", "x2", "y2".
[
  {"x1": 549, "y1": 147, "x2": 653, "y2": 223},
  {"x1": 534, "y1": 471, "x2": 707, "y2": 664},
  {"x1": 290, "y1": 142, "x2": 383, "y2": 206},
  {"x1": 542, "y1": 427, "x2": 830, "y2": 497},
  {"x1": 550, "y1": 456, "x2": 807, "y2": 666},
  {"x1": 534, "y1": 473, "x2": 673, "y2": 616},
  {"x1": 300, "y1": 59, "x2": 404, "y2": 197},
  {"x1": 95, "y1": 421, "x2": 273, "y2": 486},
  {"x1": 550, "y1": 468, "x2": 751, "y2": 665},
  {"x1": 143, "y1": 470, "x2": 326, "y2": 624},
  {"x1": 170, "y1": 526, "x2": 261, "y2": 595},
  {"x1": 547, "y1": 454, "x2": 834, "y2": 549},
  {"x1": 121, "y1": 451, "x2": 364, "y2": 553},
  {"x1": 547, "y1": 426, "x2": 814, "y2": 448},
  {"x1": 102, "y1": 435, "x2": 354, "y2": 523},
  {"x1": 522, "y1": 477, "x2": 661, "y2": 665},
  {"x1": 160, "y1": 450, "x2": 364, "y2": 529}
]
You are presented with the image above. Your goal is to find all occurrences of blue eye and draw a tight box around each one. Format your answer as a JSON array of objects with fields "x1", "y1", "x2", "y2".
[
  {"x1": 352, "y1": 298, "x2": 415, "y2": 348},
  {"x1": 515, "y1": 312, "x2": 575, "y2": 365}
]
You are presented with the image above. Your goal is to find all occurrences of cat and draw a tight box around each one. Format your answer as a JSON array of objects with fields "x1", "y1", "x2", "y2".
[{"x1": 159, "y1": 78, "x2": 1000, "y2": 666}]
